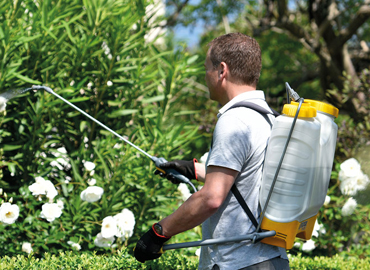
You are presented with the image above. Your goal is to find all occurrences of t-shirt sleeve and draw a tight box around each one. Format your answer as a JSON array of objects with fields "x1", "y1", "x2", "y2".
[{"x1": 207, "y1": 112, "x2": 251, "y2": 172}]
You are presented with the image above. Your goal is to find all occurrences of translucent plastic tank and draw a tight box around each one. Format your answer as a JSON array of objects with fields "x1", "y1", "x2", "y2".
[{"x1": 259, "y1": 100, "x2": 339, "y2": 249}]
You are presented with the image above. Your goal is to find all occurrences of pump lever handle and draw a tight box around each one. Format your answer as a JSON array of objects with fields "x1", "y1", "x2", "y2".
[
  {"x1": 151, "y1": 156, "x2": 192, "y2": 185},
  {"x1": 151, "y1": 157, "x2": 197, "y2": 193}
]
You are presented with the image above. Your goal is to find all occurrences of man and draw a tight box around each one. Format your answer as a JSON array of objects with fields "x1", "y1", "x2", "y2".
[{"x1": 134, "y1": 33, "x2": 289, "y2": 270}]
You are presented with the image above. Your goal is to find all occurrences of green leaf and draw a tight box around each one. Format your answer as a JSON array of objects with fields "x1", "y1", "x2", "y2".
[
  {"x1": 108, "y1": 109, "x2": 138, "y2": 117},
  {"x1": 13, "y1": 73, "x2": 41, "y2": 84},
  {"x1": 3, "y1": 145, "x2": 23, "y2": 151},
  {"x1": 141, "y1": 95, "x2": 165, "y2": 104}
]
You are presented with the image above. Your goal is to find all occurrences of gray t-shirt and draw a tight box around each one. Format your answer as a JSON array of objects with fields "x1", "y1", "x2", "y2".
[{"x1": 198, "y1": 91, "x2": 288, "y2": 270}]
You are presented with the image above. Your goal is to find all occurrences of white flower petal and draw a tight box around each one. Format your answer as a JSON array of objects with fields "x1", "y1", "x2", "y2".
[
  {"x1": 342, "y1": 197, "x2": 357, "y2": 216},
  {"x1": 84, "y1": 161, "x2": 96, "y2": 171},
  {"x1": 339, "y1": 158, "x2": 362, "y2": 179},
  {"x1": 40, "y1": 203, "x2": 62, "y2": 222},
  {"x1": 80, "y1": 186, "x2": 104, "y2": 203},
  {"x1": 114, "y1": 208, "x2": 135, "y2": 238},
  {"x1": 302, "y1": 239, "x2": 316, "y2": 252},
  {"x1": 101, "y1": 216, "x2": 118, "y2": 238},
  {"x1": 0, "y1": 203, "x2": 20, "y2": 225},
  {"x1": 178, "y1": 183, "x2": 191, "y2": 201},
  {"x1": 200, "y1": 152, "x2": 209, "y2": 164},
  {"x1": 22, "y1": 242, "x2": 33, "y2": 254},
  {"x1": 94, "y1": 232, "x2": 115, "y2": 248}
]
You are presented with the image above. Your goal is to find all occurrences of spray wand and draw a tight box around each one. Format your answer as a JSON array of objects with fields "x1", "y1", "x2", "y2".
[{"x1": 31, "y1": 85, "x2": 197, "y2": 193}]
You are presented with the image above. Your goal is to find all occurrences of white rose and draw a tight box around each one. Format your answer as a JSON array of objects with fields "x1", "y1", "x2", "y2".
[
  {"x1": 80, "y1": 186, "x2": 104, "y2": 203},
  {"x1": 67, "y1": 241, "x2": 81, "y2": 251},
  {"x1": 342, "y1": 197, "x2": 357, "y2": 217},
  {"x1": 87, "y1": 82, "x2": 93, "y2": 90},
  {"x1": 101, "y1": 216, "x2": 118, "y2": 238},
  {"x1": 324, "y1": 195, "x2": 331, "y2": 206},
  {"x1": 339, "y1": 158, "x2": 362, "y2": 179},
  {"x1": 40, "y1": 203, "x2": 63, "y2": 222},
  {"x1": 340, "y1": 169, "x2": 370, "y2": 196},
  {"x1": 50, "y1": 160, "x2": 64, "y2": 170},
  {"x1": 0, "y1": 96, "x2": 7, "y2": 112},
  {"x1": 22, "y1": 242, "x2": 33, "y2": 254},
  {"x1": 178, "y1": 183, "x2": 191, "y2": 201},
  {"x1": 29, "y1": 177, "x2": 47, "y2": 196},
  {"x1": 302, "y1": 239, "x2": 316, "y2": 252},
  {"x1": 94, "y1": 232, "x2": 115, "y2": 248},
  {"x1": 84, "y1": 161, "x2": 96, "y2": 171},
  {"x1": 56, "y1": 199, "x2": 64, "y2": 210},
  {"x1": 195, "y1": 248, "x2": 201, "y2": 257},
  {"x1": 107, "y1": 81, "x2": 113, "y2": 87},
  {"x1": 0, "y1": 202, "x2": 20, "y2": 225},
  {"x1": 56, "y1": 147, "x2": 67, "y2": 155},
  {"x1": 87, "y1": 178, "x2": 96, "y2": 186},
  {"x1": 339, "y1": 179, "x2": 357, "y2": 196},
  {"x1": 200, "y1": 152, "x2": 209, "y2": 164},
  {"x1": 114, "y1": 208, "x2": 135, "y2": 239},
  {"x1": 44, "y1": 180, "x2": 58, "y2": 200},
  {"x1": 56, "y1": 157, "x2": 71, "y2": 170},
  {"x1": 312, "y1": 220, "x2": 326, "y2": 237},
  {"x1": 354, "y1": 171, "x2": 370, "y2": 192}
]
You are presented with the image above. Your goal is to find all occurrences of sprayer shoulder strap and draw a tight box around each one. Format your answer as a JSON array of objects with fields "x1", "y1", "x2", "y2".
[
  {"x1": 226, "y1": 101, "x2": 279, "y2": 230},
  {"x1": 227, "y1": 101, "x2": 280, "y2": 128}
]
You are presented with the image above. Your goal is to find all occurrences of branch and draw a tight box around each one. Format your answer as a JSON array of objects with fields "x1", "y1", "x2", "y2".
[
  {"x1": 165, "y1": 0, "x2": 190, "y2": 27},
  {"x1": 350, "y1": 49, "x2": 370, "y2": 61},
  {"x1": 275, "y1": 19, "x2": 314, "y2": 49},
  {"x1": 334, "y1": 5, "x2": 370, "y2": 50},
  {"x1": 216, "y1": 0, "x2": 230, "y2": 34}
]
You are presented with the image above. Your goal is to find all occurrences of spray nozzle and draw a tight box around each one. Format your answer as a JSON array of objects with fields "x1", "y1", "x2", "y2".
[
  {"x1": 285, "y1": 82, "x2": 301, "y2": 103},
  {"x1": 32, "y1": 85, "x2": 54, "y2": 93}
]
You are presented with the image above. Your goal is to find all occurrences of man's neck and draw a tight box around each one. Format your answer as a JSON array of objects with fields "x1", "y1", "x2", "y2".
[{"x1": 220, "y1": 83, "x2": 256, "y2": 106}]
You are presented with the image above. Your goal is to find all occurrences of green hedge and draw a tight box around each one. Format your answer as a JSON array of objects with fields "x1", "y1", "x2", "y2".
[{"x1": 1, "y1": 250, "x2": 370, "y2": 270}]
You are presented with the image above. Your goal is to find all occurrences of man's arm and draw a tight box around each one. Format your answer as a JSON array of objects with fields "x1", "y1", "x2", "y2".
[
  {"x1": 195, "y1": 162, "x2": 206, "y2": 182},
  {"x1": 158, "y1": 165, "x2": 238, "y2": 237}
]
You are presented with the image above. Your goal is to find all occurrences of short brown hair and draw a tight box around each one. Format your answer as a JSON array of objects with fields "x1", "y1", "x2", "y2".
[{"x1": 208, "y1": 33, "x2": 262, "y2": 87}]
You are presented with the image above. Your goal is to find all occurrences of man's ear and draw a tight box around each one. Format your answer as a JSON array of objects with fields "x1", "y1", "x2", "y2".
[{"x1": 218, "y1": 62, "x2": 227, "y2": 79}]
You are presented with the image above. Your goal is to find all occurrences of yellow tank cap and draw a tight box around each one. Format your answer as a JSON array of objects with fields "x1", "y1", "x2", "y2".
[
  {"x1": 305, "y1": 99, "x2": 339, "y2": 118},
  {"x1": 282, "y1": 101, "x2": 316, "y2": 118}
]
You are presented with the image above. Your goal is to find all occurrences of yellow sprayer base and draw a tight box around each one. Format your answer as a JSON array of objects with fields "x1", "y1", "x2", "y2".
[{"x1": 260, "y1": 215, "x2": 317, "y2": 249}]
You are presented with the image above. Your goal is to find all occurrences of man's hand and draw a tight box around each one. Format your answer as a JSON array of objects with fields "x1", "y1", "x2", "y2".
[
  {"x1": 155, "y1": 159, "x2": 198, "y2": 183},
  {"x1": 134, "y1": 224, "x2": 171, "y2": 263}
]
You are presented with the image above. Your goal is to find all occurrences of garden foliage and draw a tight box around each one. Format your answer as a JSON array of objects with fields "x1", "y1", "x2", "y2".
[
  {"x1": 0, "y1": 0, "x2": 205, "y2": 257},
  {"x1": 1, "y1": 250, "x2": 370, "y2": 270}
]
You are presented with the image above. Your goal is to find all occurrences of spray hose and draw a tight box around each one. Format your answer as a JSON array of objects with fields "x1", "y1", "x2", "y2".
[{"x1": 31, "y1": 85, "x2": 197, "y2": 193}]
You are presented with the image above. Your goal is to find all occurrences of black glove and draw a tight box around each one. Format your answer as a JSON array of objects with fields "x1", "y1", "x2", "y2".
[
  {"x1": 155, "y1": 159, "x2": 198, "y2": 183},
  {"x1": 134, "y1": 224, "x2": 171, "y2": 263}
]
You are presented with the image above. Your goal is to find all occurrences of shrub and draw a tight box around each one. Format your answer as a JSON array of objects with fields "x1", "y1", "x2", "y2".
[{"x1": 0, "y1": 0, "x2": 205, "y2": 257}]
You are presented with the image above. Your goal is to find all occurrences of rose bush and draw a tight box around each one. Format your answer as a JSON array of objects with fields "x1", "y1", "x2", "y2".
[
  {"x1": 0, "y1": 0, "x2": 205, "y2": 257},
  {"x1": 292, "y1": 157, "x2": 370, "y2": 257}
]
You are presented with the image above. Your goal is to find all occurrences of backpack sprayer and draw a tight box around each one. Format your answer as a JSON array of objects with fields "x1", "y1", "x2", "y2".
[
  {"x1": 162, "y1": 82, "x2": 339, "y2": 251},
  {"x1": 27, "y1": 85, "x2": 198, "y2": 193}
]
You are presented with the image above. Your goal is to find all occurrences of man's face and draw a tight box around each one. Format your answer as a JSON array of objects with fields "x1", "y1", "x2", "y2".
[{"x1": 204, "y1": 51, "x2": 219, "y2": 101}]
